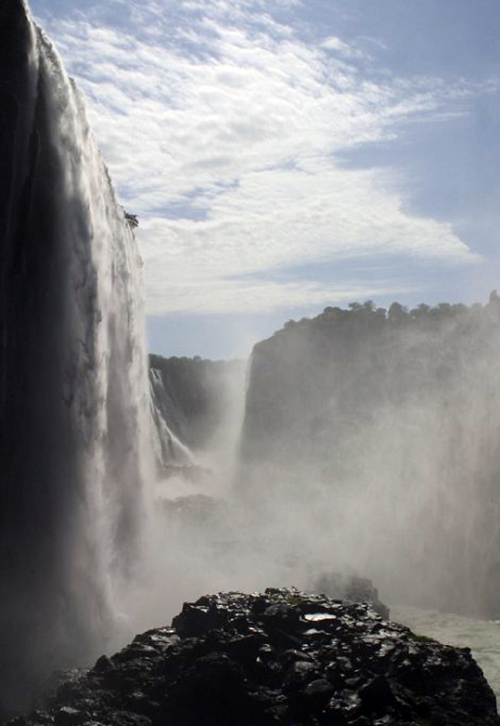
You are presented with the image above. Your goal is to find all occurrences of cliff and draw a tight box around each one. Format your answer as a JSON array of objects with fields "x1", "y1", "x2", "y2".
[
  {"x1": 241, "y1": 298, "x2": 500, "y2": 467},
  {"x1": 238, "y1": 299, "x2": 500, "y2": 616}
]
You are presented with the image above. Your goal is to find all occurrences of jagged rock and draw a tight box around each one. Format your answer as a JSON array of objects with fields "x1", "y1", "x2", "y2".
[
  {"x1": 7, "y1": 589, "x2": 499, "y2": 726},
  {"x1": 311, "y1": 572, "x2": 391, "y2": 619}
]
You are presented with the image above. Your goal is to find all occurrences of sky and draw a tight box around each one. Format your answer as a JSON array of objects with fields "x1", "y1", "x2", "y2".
[{"x1": 30, "y1": 0, "x2": 500, "y2": 359}]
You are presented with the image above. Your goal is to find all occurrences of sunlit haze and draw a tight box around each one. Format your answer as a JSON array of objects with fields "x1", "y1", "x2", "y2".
[
  {"x1": 30, "y1": 0, "x2": 500, "y2": 357},
  {"x1": 3, "y1": 3, "x2": 500, "y2": 718}
]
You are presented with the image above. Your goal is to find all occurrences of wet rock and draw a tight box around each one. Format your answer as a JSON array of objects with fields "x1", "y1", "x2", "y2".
[
  {"x1": 312, "y1": 572, "x2": 391, "y2": 619},
  {"x1": 171, "y1": 603, "x2": 224, "y2": 637},
  {"x1": 304, "y1": 677, "x2": 335, "y2": 699},
  {"x1": 54, "y1": 708, "x2": 86, "y2": 726},
  {"x1": 6, "y1": 588, "x2": 500, "y2": 726},
  {"x1": 358, "y1": 675, "x2": 398, "y2": 715},
  {"x1": 91, "y1": 657, "x2": 114, "y2": 675}
]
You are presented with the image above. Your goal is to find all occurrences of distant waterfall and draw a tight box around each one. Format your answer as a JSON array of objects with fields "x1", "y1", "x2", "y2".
[
  {"x1": 150, "y1": 368, "x2": 195, "y2": 468},
  {"x1": 0, "y1": 0, "x2": 152, "y2": 711}
]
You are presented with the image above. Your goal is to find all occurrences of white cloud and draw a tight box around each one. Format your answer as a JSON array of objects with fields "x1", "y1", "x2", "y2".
[
  {"x1": 37, "y1": 0, "x2": 482, "y2": 315},
  {"x1": 321, "y1": 35, "x2": 370, "y2": 60}
]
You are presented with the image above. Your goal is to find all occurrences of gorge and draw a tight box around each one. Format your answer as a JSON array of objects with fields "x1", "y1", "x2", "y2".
[
  {"x1": 2, "y1": 1, "x2": 500, "y2": 723},
  {"x1": 151, "y1": 299, "x2": 500, "y2": 621}
]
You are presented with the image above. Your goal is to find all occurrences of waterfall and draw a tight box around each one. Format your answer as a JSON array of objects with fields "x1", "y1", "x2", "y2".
[
  {"x1": 0, "y1": 0, "x2": 152, "y2": 711},
  {"x1": 150, "y1": 368, "x2": 195, "y2": 469}
]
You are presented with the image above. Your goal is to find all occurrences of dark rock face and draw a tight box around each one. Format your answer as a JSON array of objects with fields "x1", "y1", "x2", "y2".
[{"x1": 9, "y1": 589, "x2": 499, "y2": 726}]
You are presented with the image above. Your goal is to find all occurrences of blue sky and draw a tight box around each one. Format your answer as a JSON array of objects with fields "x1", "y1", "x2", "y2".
[{"x1": 30, "y1": 0, "x2": 500, "y2": 358}]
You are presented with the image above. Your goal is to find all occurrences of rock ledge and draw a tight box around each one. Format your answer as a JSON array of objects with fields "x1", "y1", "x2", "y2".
[{"x1": 8, "y1": 588, "x2": 500, "y2": 726}]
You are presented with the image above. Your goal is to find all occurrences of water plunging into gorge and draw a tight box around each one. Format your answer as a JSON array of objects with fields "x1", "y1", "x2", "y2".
[
  {"x1": 0, "y1": 0, "x2": 152, "y2": 710},
  {"x1": 4, "y1": 0, "x2": 500, "y2": 716}
]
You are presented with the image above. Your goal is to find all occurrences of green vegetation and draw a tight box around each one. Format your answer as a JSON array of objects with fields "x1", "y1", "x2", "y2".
[
  {"x1": 124, "y1": 211, "x2": 139, "y2": 229},
  {"x1": 277, "y1": 291, "x2": 500, "y2": 338}
]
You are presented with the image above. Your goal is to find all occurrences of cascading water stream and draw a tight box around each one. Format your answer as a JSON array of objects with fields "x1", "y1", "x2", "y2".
[
  {"x1": 149, "y1": 368, "x2": 196, "y2": 468},
  {"x1": 0, "y1": 0, "x2": 153, "y2": 712}
]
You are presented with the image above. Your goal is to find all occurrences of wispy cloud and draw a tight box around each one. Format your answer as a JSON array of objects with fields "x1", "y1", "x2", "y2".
[
  {"x1": 321, "y1": 35, "x2": 370, "y2": 61},
  {"x1": 37, "y1": 0, "x2": 483, "y2": 314}
]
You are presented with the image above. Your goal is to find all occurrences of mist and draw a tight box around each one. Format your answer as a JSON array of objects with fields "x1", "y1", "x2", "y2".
[
  {"x1": 3, "y1": 1, "x2": 500, "y2": 719},
  {"x1": 138, "y1": 297, "x2": 500, "y2": 636}
]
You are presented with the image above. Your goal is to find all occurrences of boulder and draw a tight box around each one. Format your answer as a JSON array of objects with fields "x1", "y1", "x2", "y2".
[{"x1": 7, "y1": 588, "x2": 499, "y2": 726}]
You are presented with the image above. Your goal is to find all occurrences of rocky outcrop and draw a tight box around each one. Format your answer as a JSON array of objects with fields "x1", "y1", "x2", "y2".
[
  {"x1": 311, "y1": 572, "x2": 390, "y2": 620},
  {"x1": 9, "y1": 588, "x2": 499, "y2": 726}
]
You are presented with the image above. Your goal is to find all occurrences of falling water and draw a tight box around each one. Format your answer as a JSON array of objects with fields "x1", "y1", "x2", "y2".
[
  {"x1": 4, "y1": 0, "x2": 500, "y2": 717},
  {"x1": 150, "y1": 368, "x2": 195, "y2": 468},
  {"x1": 0, "y1": 0, "x2": 152, "y2": 712}
]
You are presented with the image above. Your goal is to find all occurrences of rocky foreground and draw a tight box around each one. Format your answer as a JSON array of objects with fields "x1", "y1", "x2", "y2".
[{"x1": 9, "y1": 588, "x2": 500, "y2": 726}]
